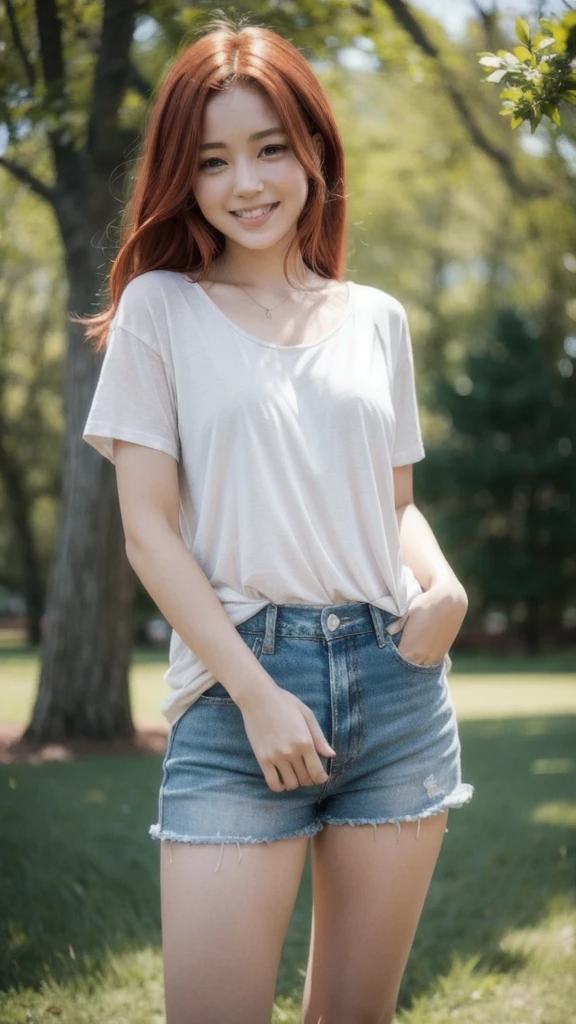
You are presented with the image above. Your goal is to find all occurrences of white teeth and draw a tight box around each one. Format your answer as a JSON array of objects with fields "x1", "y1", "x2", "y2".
[{"x1": 234, "y1": 204, "x2": 274, "y2": 219}]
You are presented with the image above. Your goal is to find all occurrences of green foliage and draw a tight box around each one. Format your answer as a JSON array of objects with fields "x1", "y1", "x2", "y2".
[
  {"x1": 419, "y1": 309, "x2": 576, "y2": 641},
  {"x1": 0, "y1": 174, "x2": 65, "y2": 595},
  {"x1": 478, "y1": 9, "x2": 576, "y2": 132}
]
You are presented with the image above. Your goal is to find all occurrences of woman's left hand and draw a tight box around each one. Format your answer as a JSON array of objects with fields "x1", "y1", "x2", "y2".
[{"x1": 387, "y1": 579, "x2": 468, "y2": 667}]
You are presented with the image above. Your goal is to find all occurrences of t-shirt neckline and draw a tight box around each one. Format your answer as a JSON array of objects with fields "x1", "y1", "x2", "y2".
[{"x1": 187, "y1": 277, "x2": 355, "y2": 350}]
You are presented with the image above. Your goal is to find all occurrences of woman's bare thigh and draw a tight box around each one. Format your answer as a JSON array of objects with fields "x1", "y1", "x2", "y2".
[
  {"x1": 302, "y1": 812, "x2": 449, "y2": 1024},
  {"x1": 160, "y1": 834, "x2": 308, "y2": 1024}
]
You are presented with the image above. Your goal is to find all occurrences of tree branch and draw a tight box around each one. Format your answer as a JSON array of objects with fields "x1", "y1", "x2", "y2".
[
  {"x1": 33, "y1": 0, "x2": 86, "y2": 199},
  {"x1": 35, "y1": 0, "x2": 66, "y2": 96},
  {"x1": 5, "y1": 0, "x2": 37, "y2": 88},
  {"x1": 87, "y1": 0, "x2": 141, "y2": 164},
  {"x1": 470, "y1": 0, "x2": 498, "y2": 20},
  {"x1": 470, "y1": 1, "x2": 501, "y2": 51},
  {"x1": 0, "y1": 157, "x2": 56, "y2": 206},
  {"x1": 379, "y1": 0, "x2": 548, "y2": 197}
]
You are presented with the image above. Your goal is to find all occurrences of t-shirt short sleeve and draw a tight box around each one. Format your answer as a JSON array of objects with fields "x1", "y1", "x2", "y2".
[
  {"x1": 83, "y1": 324, "x2": 180, "y2": 465},
  {"x1": 391, "y1": 309, "x2": 426, "y2": 467}
]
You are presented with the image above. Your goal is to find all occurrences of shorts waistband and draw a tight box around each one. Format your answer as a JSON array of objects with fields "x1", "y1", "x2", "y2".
[{"x1": 236, "y1": 602, "x2": 399, "y2": 654}]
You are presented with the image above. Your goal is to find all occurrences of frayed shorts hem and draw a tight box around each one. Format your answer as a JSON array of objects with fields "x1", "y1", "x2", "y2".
[
  {"x1": 320, "y1": 782, "x2": 475, "y2": 830},
  {"x1": 148, "y1": 820, "x2": 325, "y2": 845},
  {"x1": 148, "y1": 782, "x2": 474, "y2": 845}
]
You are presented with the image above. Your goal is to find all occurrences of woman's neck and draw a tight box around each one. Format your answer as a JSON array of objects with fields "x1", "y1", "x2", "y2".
[{"x1": 213, "y1": 248, "x2": 316, "y2": 295}]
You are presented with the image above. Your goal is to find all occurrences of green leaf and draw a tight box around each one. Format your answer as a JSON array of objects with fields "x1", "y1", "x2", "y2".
[
  {"x1": 539, "y1": 19, "x2": 557, "y2": 40},
  {"x1": 513, "y1": 45, "x2": 532, "y2": 62},
  {"x1": 501, "y1": 87, "x2": 523, "y2": 102},
  {"x1": 510, "y1": 114, "x2": 524, "y2": 129},
  {"x1": 553, "y1": 26, "x2": 569, "y2": 50},
  {"x1": 563, "y1": 90, "x2": 576, "y2": 105},
  {"x1": 516, "y1": 16, "x2": 531, "y2": 48},
  {"x1": 542, "y1": 103, "x2": 561, "y2": 126}
]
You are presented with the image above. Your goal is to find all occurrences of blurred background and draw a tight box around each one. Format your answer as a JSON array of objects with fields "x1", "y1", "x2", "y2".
[{"x1": 0, "y1": 2, "x2": 574, "y2": 1023}]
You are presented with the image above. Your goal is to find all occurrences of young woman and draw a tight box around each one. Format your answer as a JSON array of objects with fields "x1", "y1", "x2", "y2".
[{"x1": 81, "y1": 16, "x2": 474, "y2": 1024}]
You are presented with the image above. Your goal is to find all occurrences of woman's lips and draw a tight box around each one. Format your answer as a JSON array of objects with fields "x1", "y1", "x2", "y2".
[{"x1": 230, "y1": 202, "x2": 279, "y2": 227}]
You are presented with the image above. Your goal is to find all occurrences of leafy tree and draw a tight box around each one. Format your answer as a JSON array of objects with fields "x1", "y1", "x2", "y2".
[
  {"x1": 419, "y1": 308, "x2": 576, "y2": 653},
  {"x1": 375, "y1": 0, "x2": 545, "y2": 196},
  {"x1": 0, "y1": 177, "x2": 65, "y2": 645},
  {"x1": 0, "y1": 0, "x2": 151, "y2": 740}
]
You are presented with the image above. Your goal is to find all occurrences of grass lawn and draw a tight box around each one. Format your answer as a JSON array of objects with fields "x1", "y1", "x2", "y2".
[{"x1": 1, "y1": 648, "x2": 575, "y2": 1023}]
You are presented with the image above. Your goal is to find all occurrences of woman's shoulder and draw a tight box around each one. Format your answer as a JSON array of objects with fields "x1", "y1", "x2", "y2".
[
  {"x1": 351, "y1": 281, "x2": 408, "y2": 340},
  {"x1": 112, "y1": 270, "x2": 187, "y2": 350},
  {"x1": 116, "y1": 269, "x2": 184, "y2": 311}
]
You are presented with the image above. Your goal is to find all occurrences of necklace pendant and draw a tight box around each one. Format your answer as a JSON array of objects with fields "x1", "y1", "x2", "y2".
[{"x1": 265, "y1": 309, "x2": 272, "y2": 319}]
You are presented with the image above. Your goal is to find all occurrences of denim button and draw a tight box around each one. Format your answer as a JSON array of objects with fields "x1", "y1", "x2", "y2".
[{"x1": 327, "y1": 614, "x2": 340, "y2": 631}]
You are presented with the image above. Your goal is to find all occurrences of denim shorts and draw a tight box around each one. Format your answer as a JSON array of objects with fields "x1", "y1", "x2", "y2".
[{"x1": 149, "y1": 602, "x2": 474, "y2": 850}]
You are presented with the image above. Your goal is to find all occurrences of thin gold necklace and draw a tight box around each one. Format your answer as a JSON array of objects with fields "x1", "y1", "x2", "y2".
[{"x1": 221, "y1": 254, "x2": 297, "y2": 319}]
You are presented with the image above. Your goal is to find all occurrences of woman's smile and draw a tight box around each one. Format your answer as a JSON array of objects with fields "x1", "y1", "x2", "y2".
[{"x1": 230, "y1": 201, "x2": 280, "y2": 226}]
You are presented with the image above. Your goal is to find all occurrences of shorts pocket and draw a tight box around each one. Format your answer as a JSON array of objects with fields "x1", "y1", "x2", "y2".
[
  {"x1": 386, "y1": 626, "x2": 444, "y2": 673},
  {"x1": 195, "y1": 633, "x2": 265, "y2": 704}
]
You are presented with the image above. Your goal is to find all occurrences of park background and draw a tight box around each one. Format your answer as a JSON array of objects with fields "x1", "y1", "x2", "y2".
[{"x1": 1, "y1": 0, "x2": 575, "y2": 1021}]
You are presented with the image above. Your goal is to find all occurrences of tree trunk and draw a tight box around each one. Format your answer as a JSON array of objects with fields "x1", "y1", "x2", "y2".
[
  {"x1": 24, "y1": 252, "x2": 135, "y2": 741},
  {"x1": 3, "y1": 0, "x2": 144, "y2": 741}
]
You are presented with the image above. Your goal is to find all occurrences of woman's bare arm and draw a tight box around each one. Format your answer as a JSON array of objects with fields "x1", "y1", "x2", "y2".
[
  {"x1": 393, "y1": 464, "x2": 467, "y2": 596},
  {"x1": 113, "y1": 439, "x2": 276, "y2": 711},
  {"x1": 391, "y1": 463, "x2": 467, "y2": 665},
  {"x1": 112, "y1": 439, "x2": 335, "y2": 791}
]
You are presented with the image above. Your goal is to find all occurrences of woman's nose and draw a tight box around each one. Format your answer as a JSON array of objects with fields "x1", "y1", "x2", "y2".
[{"x1": 232, "y1": 160, "x2": 264, "y2": 196}]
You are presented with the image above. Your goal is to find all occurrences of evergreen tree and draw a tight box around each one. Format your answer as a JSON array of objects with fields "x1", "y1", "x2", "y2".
[{"x1": 419, "y1": 309, "x2": 576, "y2": 654}]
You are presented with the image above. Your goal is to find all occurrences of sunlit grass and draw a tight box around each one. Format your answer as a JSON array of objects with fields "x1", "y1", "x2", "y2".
[
  {"x1": 2, "y1": 645, "x2": 575, "y2": 728},
  {"x1": 1, "y1": 646, "x2": 575, "y2": 1023}
]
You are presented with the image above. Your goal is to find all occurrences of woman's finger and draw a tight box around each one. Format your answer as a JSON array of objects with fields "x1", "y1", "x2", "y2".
[{"x1": 275, "y1": 758, "x2": 301, "y2": 791}]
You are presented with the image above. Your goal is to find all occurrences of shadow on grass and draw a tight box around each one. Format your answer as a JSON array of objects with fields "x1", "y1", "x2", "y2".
[
  {"x1": 1, "y1": 715, "x2": 575, "y2": 1008},
  {"x1": 1, "y1": 756, "x2": 163, "y2": 991}
]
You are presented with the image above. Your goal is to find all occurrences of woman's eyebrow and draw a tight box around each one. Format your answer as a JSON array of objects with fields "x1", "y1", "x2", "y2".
[{"x1": 199, "y1": 127, "x2": 287, "y2": 151}]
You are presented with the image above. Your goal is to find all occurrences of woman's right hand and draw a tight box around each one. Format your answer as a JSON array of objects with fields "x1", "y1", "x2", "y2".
[{"x1": 238, "y1": 684, "x2": 337, "y2": 792}]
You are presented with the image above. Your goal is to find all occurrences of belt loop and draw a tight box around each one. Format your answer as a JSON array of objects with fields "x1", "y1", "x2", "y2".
[
  {"x1": 368, "y1": 604, "x2": 387, "y2": 648},
  {"x1": 263, "y1": 603, "x2": 277, "y2": 654}
]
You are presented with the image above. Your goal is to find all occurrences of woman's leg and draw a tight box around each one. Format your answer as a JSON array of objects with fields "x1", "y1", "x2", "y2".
[
  {"x1": 302, "y1": 812, "x2": 448, "y2": 1024},
  {"x1": 160, "y1": 833, "x2": 309, "y2": 1024}
]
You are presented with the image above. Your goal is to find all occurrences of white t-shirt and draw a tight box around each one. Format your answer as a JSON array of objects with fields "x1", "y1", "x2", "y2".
[{"x1": 83, "y1": 270, "x2": 428, "y2": 724}]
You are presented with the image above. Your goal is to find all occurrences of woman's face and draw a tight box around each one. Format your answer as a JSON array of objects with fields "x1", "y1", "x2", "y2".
[{"x1": 192, "y1": 84, "x2": 320, "y2": 251}]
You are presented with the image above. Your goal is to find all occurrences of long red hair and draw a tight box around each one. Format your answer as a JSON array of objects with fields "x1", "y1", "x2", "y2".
[{"x1": 75, "y1": 15, "x2": 348, "y2": 352}]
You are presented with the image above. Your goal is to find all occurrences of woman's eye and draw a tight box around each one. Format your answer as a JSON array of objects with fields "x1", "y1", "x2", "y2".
[
  {"x1": 199, "y1": 157, "x2": 225, "y2": 170},
  {"x1": 199, "y1": 144, "x2": 288, "y2": 171},
  {"x1": 261, "y1": 145, "x2": 287, "y2": 157}
]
